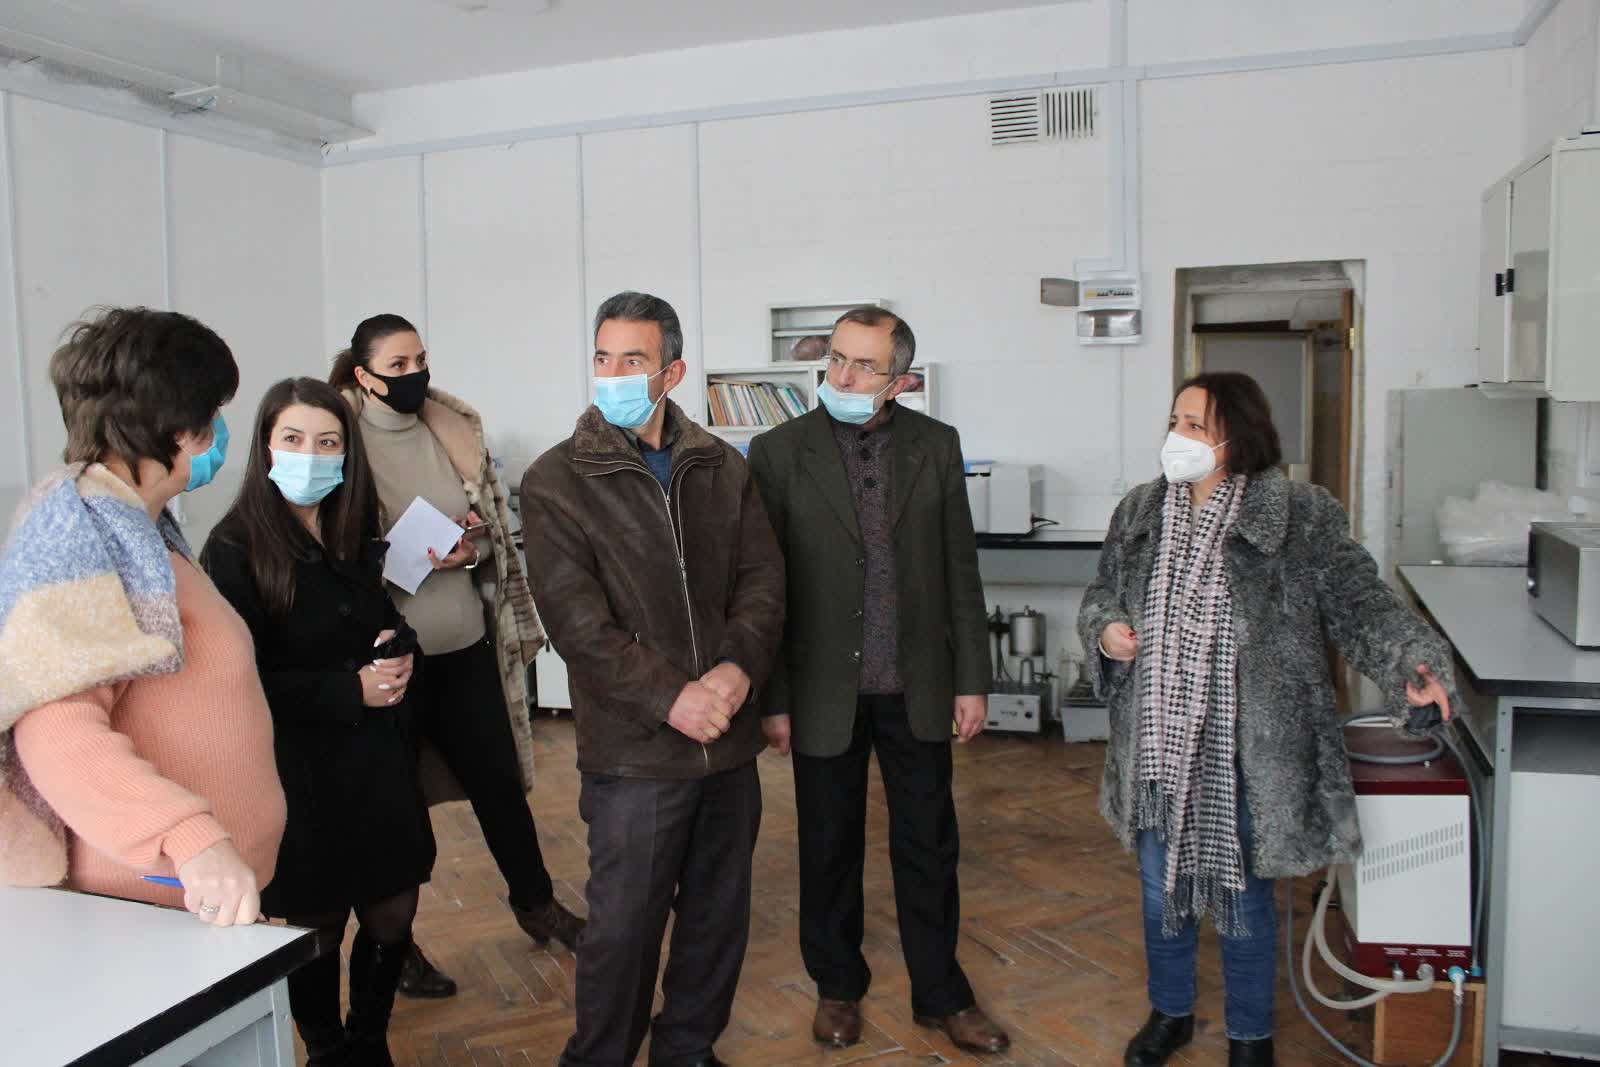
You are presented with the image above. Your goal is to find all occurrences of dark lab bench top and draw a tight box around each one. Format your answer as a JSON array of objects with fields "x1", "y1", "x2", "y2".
[
  {"x1": 1398, "y1": 564, "x2": 1600, "y2": 701},
  {"x1": 976, "y1": 529, "x2": 1106, "y2": 550},
  {"x1": 976, "y1": 529, "x2": 1105, "y2": 586}
]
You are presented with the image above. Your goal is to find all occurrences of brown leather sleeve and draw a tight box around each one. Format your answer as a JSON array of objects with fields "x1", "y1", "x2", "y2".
[
  {"x1": 714, "y1": 459, "x2": 786, "y2": 697},
  {"x1": 520, "y1": 466, "x2": 691, "y2": 729}
]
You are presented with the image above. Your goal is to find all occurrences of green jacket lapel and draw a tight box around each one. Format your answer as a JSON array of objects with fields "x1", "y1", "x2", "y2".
[{"x1": 798, "y1": 409, "x2": 862, "y2": 545}]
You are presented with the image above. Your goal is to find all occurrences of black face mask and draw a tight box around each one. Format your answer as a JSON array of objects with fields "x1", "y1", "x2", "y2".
[{"x1": 365, "y1": 367, "x2": 430, "y2": 415}]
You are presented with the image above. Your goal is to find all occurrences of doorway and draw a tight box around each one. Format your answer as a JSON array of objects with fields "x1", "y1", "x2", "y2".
[
  {"x1": 1174, "y1": 262, "x2": 1365, "y2": 711},
  {"x1": 1175, "y1": 262, "x2": 1362, "y2": 518}
]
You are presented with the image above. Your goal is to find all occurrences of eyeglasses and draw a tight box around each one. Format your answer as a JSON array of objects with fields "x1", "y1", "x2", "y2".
[{"x1": 827, "y1": 353, "x2": 891, "y2": 378}]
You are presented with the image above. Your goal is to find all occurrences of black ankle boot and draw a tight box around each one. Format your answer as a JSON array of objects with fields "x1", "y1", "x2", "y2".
[
  {"x1": 300, "y1": 1021, "x2": 351, "y2": 1067},
  {"x1": 1124, "y1": 1010, "x2": 1195, "y2": 1066},
  {"x1": 1229, "y1": 1037, "x2": 1274, "y2": 1066},
  {"x1": 345, "y1": 930, "x2": 408, "y2": 1067},
  {"x1": 396, "y1": 941, "x2": 457, "y2": 999},
  {"x1": 288, "y1": 935, "x2": 350, "y2": 1067}
]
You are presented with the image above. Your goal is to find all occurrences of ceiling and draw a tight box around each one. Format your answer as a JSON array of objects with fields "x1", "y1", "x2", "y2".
[{"x1": 60, "y1": 0, "x2": 1072, "y2": 93}]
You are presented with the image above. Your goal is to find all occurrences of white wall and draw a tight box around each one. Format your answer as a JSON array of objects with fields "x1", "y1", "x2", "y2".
[
  {"x1": 424, "y1": 139, "x2": 586, "y2": 466},
  {"x1": 699, "y1": 94, "x2": 1115, "y2": 528},
  {"x1": 0, "y1": 92, "x2": 323, "y2": 545},
  {"x1": 1141, "y1": 51, "x2": 1520, "y2": 556},
  {"x1": 1519, "y1": 0, "x2": 1599, "y2": 158}
]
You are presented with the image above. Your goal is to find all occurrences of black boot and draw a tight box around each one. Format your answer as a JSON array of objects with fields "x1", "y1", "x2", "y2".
[
  {"x1": 512, "y1": 896, "x2": 586, "y2": 952},
  {"x1": 1229, "y1": 1037, "x2": 1274, "y2": 1066},
  {"x1": 1124, "y1": 1010, "x2": 1195, "y2": 1066},
  {"x1": 396, "y1": 941, "x2": 458, "y2": 999},
  {"x1": 345, "y1": 930, "x2": 408, "y2": 1067},
  {"x1": 300, "y1": 1022, "x2": 352, "y2": 1067},
  {"x1": 288, "y1": 938, "x2": 350, "y2": 1066}
]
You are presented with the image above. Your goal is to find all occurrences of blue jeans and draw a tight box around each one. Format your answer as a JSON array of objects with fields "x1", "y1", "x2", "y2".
[{"x1": 1137, "y1": 787, "x2": 1277, "y2": 1041}]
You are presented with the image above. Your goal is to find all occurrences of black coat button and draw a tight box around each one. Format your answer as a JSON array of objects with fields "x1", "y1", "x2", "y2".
[
  {"x1": 863, "y1": 476, "x2": 876, "y2": 489},
  {"x1": 852, "y1": 609, "x2": 864, "y2": 619},
  {"x1": 338, "y1": 603, "x2": 353, "y2": 617},
  {"x1": 851, "y1": 650, "x2": 861, "y2": 661},
  {"x1": 855, "y1": 557, "x2": 865, "y2": 567}
]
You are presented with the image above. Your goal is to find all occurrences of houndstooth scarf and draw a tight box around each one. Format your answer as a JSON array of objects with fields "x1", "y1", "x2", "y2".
[{"x1": 1135, "y1": 474, "x2": 1249, "y2": 936}]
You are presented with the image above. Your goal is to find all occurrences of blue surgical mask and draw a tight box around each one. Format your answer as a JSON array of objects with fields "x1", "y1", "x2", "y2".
[
  {"x1": 269, "y1": 450, "x2": 346, "y2": 506},
  {"x1": 184, "y1": 415, "x2": 229, "y2": 492},
  {"x1": 594, "y1": 367, "x2": 667, "y2": 429},
  {"x1": 817, "y1": 379, "x2": 893, "y2": 426}
]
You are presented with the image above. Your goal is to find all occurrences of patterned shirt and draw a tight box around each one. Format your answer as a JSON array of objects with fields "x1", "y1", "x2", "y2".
[{"x1": 831, "y1": 406, "x2": 902, "y2": 695}]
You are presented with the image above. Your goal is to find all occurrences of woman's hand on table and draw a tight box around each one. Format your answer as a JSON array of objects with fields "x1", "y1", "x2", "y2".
[{"x1": 177, "y1": 839, "x2": 261, "y2": 927}]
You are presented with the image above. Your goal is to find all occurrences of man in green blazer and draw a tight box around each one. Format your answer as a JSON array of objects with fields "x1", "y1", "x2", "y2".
[{"x1": 747, "y1": 307, "x2": 1006, "y2": 1055}]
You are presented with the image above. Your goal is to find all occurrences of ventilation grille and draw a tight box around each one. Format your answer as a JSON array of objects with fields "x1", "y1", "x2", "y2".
[
  {"x1": 1360, "y1": 823, "x2": 1466, "y2": 884},
  {"x1": 990, "y1": 87, "x2": 1099, "y2": 146}
]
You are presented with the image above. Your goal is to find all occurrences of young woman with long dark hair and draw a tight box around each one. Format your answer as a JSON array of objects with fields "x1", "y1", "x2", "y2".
[{"x1": 202, "y1": 377, "x2": 434, "y2": 1067}]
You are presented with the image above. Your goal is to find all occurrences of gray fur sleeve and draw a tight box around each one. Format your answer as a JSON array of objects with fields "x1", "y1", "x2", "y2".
[
  {"x1": 1078, "y1": 492, "x2": 1138, "y2": 700},
  {"x1": 1308, "y1": 489, "x2": 1459, "y2": 736}
]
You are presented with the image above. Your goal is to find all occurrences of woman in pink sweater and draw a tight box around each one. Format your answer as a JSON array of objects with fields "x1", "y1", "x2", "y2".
[{"x1": 0, "y1": 307, "x2": 285, "y2": 927}]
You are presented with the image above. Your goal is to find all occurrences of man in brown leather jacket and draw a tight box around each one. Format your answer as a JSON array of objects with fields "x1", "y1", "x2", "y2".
[{"x1": 521, "y1": 291, "x2": 786, "y2": 1067}]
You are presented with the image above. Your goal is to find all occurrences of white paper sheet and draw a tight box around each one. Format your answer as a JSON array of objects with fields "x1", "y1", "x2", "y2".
[{"x1": 382, "y1": 497, "x2": 466, "y2": 595}]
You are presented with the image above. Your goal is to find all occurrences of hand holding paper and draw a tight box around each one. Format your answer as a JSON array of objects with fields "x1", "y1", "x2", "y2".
[{"x1": 383, "y1": 497, "x2": 472, "y2": 594}]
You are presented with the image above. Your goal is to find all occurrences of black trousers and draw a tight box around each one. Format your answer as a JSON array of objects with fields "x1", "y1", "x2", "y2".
[
  {"x1": 411, "y1": 637, "x2": 553, "y2": 909},
  {"x1": 561, "y1": 761, "x2": 762, "y2": 1067},
  {"x1": 793, "y1": 693, "x2": 975, "y2": 1018}
]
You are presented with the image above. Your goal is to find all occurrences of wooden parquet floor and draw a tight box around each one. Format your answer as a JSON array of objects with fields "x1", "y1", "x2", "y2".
[{"x1": 314, "y1": 716, "x2": 1564, "y2": 1067}]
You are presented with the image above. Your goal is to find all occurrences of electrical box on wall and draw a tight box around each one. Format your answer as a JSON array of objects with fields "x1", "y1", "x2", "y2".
[{"x1": 1077, "y1": 274, "x2": 1141, "y2": 345}]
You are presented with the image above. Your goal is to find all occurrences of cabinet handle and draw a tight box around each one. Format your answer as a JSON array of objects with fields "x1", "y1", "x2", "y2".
[
  {"x1": 1505, "y1": 268, "x2": 1515, "y2": 294},
  {"x1": 1494, "y1": 272, "x2": 1504, "y2": 296}
]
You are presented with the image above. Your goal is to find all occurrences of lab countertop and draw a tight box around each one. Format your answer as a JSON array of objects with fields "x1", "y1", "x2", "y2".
[
  {"x1": 0, "y1": 887, "x2": 315, "y2": 1066},
  {"x1": 1398, "y1": 564, "x2": 1600, "y2": 700},
  {"x1": 976, "y1": 529, "x2": 1106, "y2": 549}
]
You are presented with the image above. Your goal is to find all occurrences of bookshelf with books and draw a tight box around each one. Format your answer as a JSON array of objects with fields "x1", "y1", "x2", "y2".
[{"x1": 703, "y1": 362, "x2": 938, "y2": 444}]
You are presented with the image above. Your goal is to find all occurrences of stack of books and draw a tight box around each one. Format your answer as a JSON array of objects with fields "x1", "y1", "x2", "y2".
[{"x1": 707, "y1": 379, "x2": 808, "y2": 428}]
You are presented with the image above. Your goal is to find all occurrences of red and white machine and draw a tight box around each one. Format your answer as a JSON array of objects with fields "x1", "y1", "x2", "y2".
[{"x1": 1333, "y1": 725, "x2": 1474, "y2": 980}]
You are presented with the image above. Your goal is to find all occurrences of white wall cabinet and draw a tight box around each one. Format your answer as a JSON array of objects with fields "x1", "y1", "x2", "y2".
[{"x1": 1477, "y1": 135, "x2": 1600, "y2": 400}]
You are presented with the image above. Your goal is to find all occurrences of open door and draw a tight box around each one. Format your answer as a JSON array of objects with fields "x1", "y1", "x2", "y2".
[{"x1": 1337, "y1": 289, "x2": 1354, "y2": 514}]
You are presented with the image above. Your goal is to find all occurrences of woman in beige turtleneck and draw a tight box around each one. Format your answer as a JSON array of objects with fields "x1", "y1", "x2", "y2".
[{"x1": 332, "y1": 314, "x2": 583, "y2": 998}]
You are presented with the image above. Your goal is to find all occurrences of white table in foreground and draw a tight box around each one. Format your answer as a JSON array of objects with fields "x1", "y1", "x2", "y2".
[{"x1": 0, "y1": 886, "x2": 316, "y2": 1067}]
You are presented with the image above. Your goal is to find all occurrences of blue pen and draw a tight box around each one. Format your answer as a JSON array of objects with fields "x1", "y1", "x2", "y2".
[{"x1": 142, "y1": 875, "x2": 184, "y2": 888}]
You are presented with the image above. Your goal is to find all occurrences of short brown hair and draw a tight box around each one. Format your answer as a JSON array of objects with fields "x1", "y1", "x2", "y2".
[
  {"x1": 1173, "y1": 371, "x2": 1283, "y2": 475},
  {"x1": 833, "y1": 306, "x2": 915, "y2": 377},
  {"x1": 50, "y1": 307, "x2": 239, "y2": 477}
]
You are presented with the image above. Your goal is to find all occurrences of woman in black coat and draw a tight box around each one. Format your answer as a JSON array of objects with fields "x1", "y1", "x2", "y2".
[{"x1": 203, "y1": 377, "x2": 435, "y2": 1067}]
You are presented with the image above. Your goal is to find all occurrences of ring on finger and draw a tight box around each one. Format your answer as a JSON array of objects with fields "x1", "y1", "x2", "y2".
[{"x1": 200, "y1": 903, "x2": 221, "y2": 915}]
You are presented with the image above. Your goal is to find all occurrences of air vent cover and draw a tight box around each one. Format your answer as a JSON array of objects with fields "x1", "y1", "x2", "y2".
[{"x1": 990, "y1": 87, "x2": 1099, "y2": 146}]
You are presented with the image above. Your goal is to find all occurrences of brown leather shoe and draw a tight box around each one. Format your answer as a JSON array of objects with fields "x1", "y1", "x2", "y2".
[
  {"x1": 915, "y1": 1005, "x2": 1011, "y2": 1054},
  {"x1": 812, "y1": 998, "x2": 862, "y2": 1048},
  {"x1": 512, "y1": 897, "x2": 586, "y2": 952}
]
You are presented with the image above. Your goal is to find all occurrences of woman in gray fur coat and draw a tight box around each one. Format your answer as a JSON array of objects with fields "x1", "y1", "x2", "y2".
[{"x1": 1077, "y1": 372, "x2": 1455, "y2": 1067}]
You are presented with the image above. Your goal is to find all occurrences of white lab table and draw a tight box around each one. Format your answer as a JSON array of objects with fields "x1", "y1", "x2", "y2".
[
  {"x1": 0, "y1": 886, "x2": 316, "y2": 1066},
  {"x1": 1398, "y1": 565, "x2": 1600, "y2": 1065}
]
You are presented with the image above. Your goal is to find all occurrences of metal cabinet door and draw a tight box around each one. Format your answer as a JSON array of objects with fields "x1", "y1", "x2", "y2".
[
  {"x1": 1477, "y1": 181, "x2": 1511, "y2": 383},
  {"x1": 1509, "y1": 155, "x2": 1552, "y2": 383}
]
